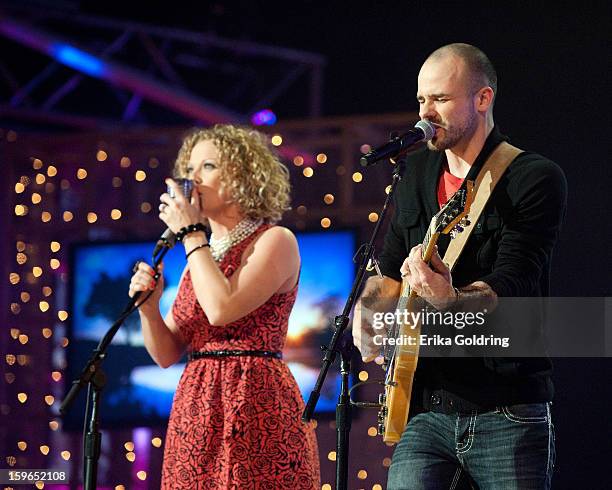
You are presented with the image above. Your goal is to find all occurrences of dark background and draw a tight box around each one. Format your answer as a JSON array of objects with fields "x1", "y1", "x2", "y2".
[{"x1": 3, "y1": 1, "x2": 611, "y2": 487}]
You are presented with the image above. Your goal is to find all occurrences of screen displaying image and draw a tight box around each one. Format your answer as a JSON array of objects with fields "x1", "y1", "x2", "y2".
[{"x1": 65, "y1": 230, "x2": 356, "y2": 428}]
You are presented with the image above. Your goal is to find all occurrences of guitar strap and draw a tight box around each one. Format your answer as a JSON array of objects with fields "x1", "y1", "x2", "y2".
[{"x1": 442, "y1": 141, "x2": 523, "y2": 272}]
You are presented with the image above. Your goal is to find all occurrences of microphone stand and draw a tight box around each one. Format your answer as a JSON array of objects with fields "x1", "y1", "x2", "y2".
[
  {"x1": 302, "y1": 154, "x2": 409, "y2": 490},
  {"x1": 60, "y1": 246, "x2": 170, "y2": 490}
]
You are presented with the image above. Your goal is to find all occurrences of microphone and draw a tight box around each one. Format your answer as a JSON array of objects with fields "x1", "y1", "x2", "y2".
[
  {"x1": 152, "y1": 179, "x2": 194, "y2": 257},
  {"x1": 153, "y1": 228, "x2": 176, "y2": 257},
  {"x1": 360, "y1": 119, "x2": 436, "y2": 167}
]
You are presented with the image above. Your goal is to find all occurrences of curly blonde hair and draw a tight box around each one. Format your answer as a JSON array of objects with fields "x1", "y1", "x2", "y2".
[{"x1": 173, "y1": 124, "x2": 291, "y2": 223}]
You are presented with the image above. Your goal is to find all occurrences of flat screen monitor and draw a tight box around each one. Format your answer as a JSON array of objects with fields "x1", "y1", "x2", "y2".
[{"x1": 64, "y1": 229, "x2": 356, "y2": 428}]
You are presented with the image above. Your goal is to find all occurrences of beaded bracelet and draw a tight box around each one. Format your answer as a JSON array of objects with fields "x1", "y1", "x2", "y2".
[
  {"x1": 175, "y1": 223, "x2": 207, "y2": 242},
  {"x1": 186, "y1": 243, "x2": 210, "y2": 259}
]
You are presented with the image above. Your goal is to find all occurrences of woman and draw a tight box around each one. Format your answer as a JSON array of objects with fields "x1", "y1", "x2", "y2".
[{"x1": 128, "y1": 124, "x2": 320, "y2": 489}]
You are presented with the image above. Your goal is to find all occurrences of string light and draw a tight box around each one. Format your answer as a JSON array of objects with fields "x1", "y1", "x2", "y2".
[
  {"x1": 19, "y1": 292, "x2": 30, "y2": 302},
  {"x1": 136, "y1": 471, "x2": 147, "y2": 480},
  {"x1": 17, "y1": 441, "x2": 27, "y2": 451},
  {"x1": 63, "y1": 211, "x2": 74, "y2": 222},
  {"x1": 120, "y1": 156, "x2": 131, "y2": 168},
  {"x1": 124, "y1": 442, "x2": 134, "y2": 451},
  {"x1": 58, "y1": 311, "x2": 68, "y2": 321},
  {"x1": 18, "y1": 334, "x2": 29, "y2": 344},
  {"x1": 352, "y1": 172, "x2": 363, "y2": 183},
  {"x1": 293, "y1": 156, "x2": 304, "y2": 166},
  {"x1": 316, "y1": 153, "x2": 327, "y2": 163},
  {"x1": 31, "y1": 193, "x2": 42, "y2": 204},
  {"x1": 15, "y1": 204, "x2": 28, "y2": 216},
  {"x1": 328, "y1": 451, "x2": 337, "y2": 461},
  {"x1": 112, "y1": 177, "x2": 122, "y2": 188},
  {"x1": 87, "y1": 212, "x2": 98, "y2": 223},
  {"x1": 41, "y1": 211, "x2": 52, "y2": 223},
  {"x1": 16, "y1": 253, "x2": 27, "y2": 265},
  {"x1": 39, "y1": 445, "x2": 50, "y2": 455},
  {"x1": 368, "y1": 212, "x2": 379, "y2": 222},
  {"x1": 367, "y1": 427, "x2": 378, "y2": 437},
  {"x1": 324, "y1": 194, "x2": 335, "y2": 205},
  {"x1": 303, "y1": 167, "x2": 314, "y2": 178},
  {"x1": 135, "y1": 170, "x2": 147, "y2": 181},
  {"x1": 50, "y1": 241, "x2": 61, "y2": 252},
  {"x1": 33, "y1": 267, "x2": 43, "y2": 277},
  {"x1": 35, "y1": 173, "x2": 46, "y2": 184},
  {"x1": 15, "y1": 182, "x2": 25, "y2": 193},
  {"x1": 358, "y1": 370, "x2": 369, "y2": 381},
  {"x1": 42, "y1": 328, "x2": 52, "y2": 338},
  {"x1": 50, "y1": 259, "x2": 60, "y2": 270},
  {"x1": 140, "y1": 202, "x2": 152, "y2": 213},
  {"x1": 32, "y1": 158, "x2": 43, "y2": 169},
  {"x1": 111, "y1": 209, "x2": 122, "y2": 220},
  {"x1": 16, "y1": 241, "x2": 26, "y2": 252},
  {"x1": 321, "y1": 218, "x2": 331, "y2": 229},
  {"x1": 44, "y1": 395, "x2": 55, "y2": 406},
  {"x1": 357, "y1": 470, "x2": 368, "y2": 480},
  {"x1": 17, "y1": 393, "x2": 27, "y2": 403},
  {"x1": 47, "y1": 165, "x2": 58, "y2": 177},
  {"x1": 148, "y1": 157, "x2": 159, "y2": 168},
  {"x1": 271, "y1": 135, "x2": 283, "y2": 146},
  {"x1": 42, "y1": 286, "x2": 53, "y2": 296},
  {"x1": 39, "y1": 301, "x2": 50, "y2": 312},
  {"x1": 51, "y1": 372, "x2": 62, "y2": 382},
  {"x1": 151, "y1": 437, "x2": 162, "y2": 448},
  {"x1": 61, "y1": 451, "x2": 71, "y2": 460},
  {"x1": 126, "y1": 452, "x2": 135, "y2": 462},
  {"x1": 96, "y1": 150, "x2": 108, "y2": 162},
  {"x1": 77, "y1": 168, "x2": 88, "y2": 179}
]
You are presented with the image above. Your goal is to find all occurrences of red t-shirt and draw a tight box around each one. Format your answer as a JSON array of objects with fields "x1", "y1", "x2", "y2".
[{"x1": 437, "y1": 166, "x2": 464, "y2": 208}]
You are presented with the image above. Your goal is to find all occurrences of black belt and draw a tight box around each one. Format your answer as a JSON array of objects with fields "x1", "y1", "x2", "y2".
[
  {"x1": 421, "y1": 388, "x2": 492, "y2": 414},
  {"x1": 187, "y1": 350, "x2": 282, "y2": 362}
]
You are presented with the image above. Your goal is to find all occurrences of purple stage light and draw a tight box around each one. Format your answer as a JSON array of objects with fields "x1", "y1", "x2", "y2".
[{"x1": 251, "y1": 109, "x2": 277, "y2": 126}]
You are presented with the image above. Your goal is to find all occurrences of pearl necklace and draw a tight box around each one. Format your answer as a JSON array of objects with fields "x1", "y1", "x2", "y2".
[{"x1": 209, "y1": 218, "x2": 263, "y2": 262}]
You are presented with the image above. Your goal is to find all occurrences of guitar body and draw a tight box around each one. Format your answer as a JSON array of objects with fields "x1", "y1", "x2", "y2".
[{"x1": 382, "y1": 283, "x2": 421, "y2": 443}]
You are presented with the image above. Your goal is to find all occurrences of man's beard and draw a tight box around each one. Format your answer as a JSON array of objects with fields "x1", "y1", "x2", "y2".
[{"x1": 427, "y1": 110, "x2": 477, "y2": 151}]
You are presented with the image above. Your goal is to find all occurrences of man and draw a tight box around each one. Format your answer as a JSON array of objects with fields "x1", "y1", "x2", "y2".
[{"x1": 353, "y1": 43, "x2": 566, "y2": 489}]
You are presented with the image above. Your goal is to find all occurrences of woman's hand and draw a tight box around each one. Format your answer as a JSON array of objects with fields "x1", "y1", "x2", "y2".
[
  {"x1": 128, "y1": 261, "x2": 164, "y2": 313},
  {"x1": 158, "y1": 178, "x2": 203, "y2": 232}
]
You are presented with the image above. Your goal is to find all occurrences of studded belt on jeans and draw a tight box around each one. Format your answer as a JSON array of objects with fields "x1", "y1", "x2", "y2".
[{"x1": 187, "y1": 350, "x2": 283, "y2": 362}]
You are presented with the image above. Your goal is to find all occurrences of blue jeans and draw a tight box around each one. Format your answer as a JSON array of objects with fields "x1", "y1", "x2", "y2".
[{"x1": 387, "y1": 403, "x2": 555, "y2": 490}]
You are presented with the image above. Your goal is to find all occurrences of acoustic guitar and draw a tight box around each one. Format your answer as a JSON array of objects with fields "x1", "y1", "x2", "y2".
[{"x1": 378, "y1": 182, "x2": 474, "y2": 443}]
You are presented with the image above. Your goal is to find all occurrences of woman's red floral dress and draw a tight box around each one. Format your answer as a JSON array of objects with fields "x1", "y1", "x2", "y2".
[{"x1": 161, "y1": 224, "x2": 320, "y2": 489}]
